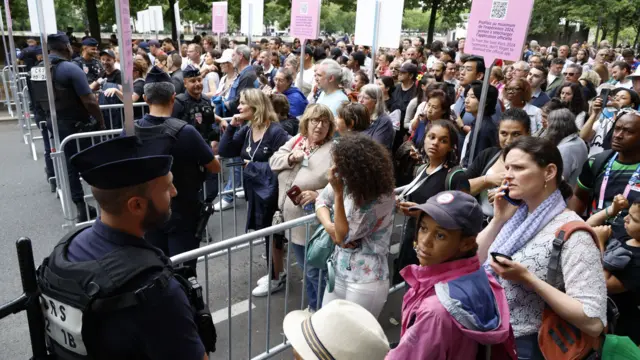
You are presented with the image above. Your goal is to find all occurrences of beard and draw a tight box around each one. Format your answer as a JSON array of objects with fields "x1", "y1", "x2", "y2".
[{"x1": 141, "y1": 198, "x2": 172, "y2": 232}]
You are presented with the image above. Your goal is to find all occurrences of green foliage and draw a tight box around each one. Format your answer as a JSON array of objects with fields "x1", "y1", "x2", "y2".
[{"x1": 320, "y1": 2, "x2": 356, "y2": 34}]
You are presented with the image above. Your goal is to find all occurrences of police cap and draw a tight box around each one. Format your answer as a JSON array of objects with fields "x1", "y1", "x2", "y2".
[
  {"x1": 70, "y1": 135, "x2": 174, "y2": 190},
  {"x1": 183, "y1": 65, "x2": 201, "y2": 78},
  {"x1": 82, "y1": 37, "x2": 99, "y2": 47},
  {"x1": 145, "y1": 65, "x2": 173, "y2": 84},
  {"x1": 47, "y1": 32, "x2": 70, "y2": 47}
]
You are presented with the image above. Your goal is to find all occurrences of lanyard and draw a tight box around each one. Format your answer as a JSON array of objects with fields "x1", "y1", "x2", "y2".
[
  {"x1": 245, "y1": 126, "x2": 267, "y2": 162},
  {"x1": 598, "y1": 153, "x2": 640, "y2": 209},
  {"x1": 399, "y1": 163, "x2": 444, "y2": 199}
]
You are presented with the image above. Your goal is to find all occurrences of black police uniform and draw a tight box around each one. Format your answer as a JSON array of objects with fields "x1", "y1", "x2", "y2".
[
  {"x1": 37, "y1": 135, "x2": 215, "y2": 360},
  {"x1": 32, "y1": 33, "x2": 99, "y2": 220},
  {"x1": 28, "y1": 58, "x2": 56, "y2": 189},
  {"x1": 171, "y1": 65, "x2": 219, "y2": 202},
  {"x1": 135, "y1": 67, "x2": 217, "y2": 269},
  {"x1": 72, "y1": 56, "x2": 103, "y2": 84}
]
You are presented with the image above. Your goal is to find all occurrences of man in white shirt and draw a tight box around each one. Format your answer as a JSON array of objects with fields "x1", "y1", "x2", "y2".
[
  {"x1": 182, "y1": 43, "x2": 203, "y2": 70},
  {"x1": 295, "y1": 46, "x2": 315, "y2": 96},
  {"x1": 610, "y1": 61, "x2": 634, "y2": 89},
  {"x1": 313, "y1": 59, "x2": 348, "y2": 116}
]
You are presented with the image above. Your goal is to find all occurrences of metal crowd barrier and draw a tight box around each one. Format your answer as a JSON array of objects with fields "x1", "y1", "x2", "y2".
[{"x1": 168, "y1": 185, "x2": 409, "y2": 360}]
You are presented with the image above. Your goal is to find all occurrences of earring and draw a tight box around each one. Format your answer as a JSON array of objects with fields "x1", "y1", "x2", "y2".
[{"x1": 544, "y1": 180, "x2": 548, "y2": 189}]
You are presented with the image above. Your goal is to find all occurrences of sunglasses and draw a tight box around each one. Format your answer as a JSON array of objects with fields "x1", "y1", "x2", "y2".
[{"x1": 563, "y1": 72, "x2": 577, "y2": 77}]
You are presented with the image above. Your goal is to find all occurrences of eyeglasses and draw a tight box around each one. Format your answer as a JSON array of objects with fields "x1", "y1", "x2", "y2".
[
  {"x1": 563, "y1": 72, "x2": 577, "y2": 77},
  {"x1": 310, "y1": 118, "x2": 329, "y2": 127},
  {"x1": 505, "y1": 87, "x2": 523, "y2": 92}
]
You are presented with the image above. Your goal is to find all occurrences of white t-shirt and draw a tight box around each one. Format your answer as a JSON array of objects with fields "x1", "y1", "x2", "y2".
[
  {"x1": 588, "y1": 113, "x2": 615, "y2": 157},
  {"x1": 302, "y1": 66, "x2": 315, "y2": 87},
  {"x1": 317, "y1": 90, "x2": 349, "y2": 116},
  {"x1": 611, "y1": 78, "x2": 633, "y2": 90}
]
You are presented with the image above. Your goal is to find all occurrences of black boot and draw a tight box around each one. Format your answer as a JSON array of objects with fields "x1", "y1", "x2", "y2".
[
  {"x1": 49, "y1": 178, "x2": 57, "y2": 193},
  {"x1": 75, "y1": 201, "x2": 97, "y2": 223}
]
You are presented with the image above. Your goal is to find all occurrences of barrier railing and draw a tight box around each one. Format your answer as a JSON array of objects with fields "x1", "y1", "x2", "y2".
[{"x1": 169, "y1": 185, "x2": 409, "y2": 360}]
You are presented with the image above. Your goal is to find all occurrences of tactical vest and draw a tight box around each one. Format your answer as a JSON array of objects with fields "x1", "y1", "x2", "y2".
[
  {"x1": 134, "y1": 118, "x2": 207, "y2": 211},
  {"x1": 174, "y1": 93, "x2": 218, "y2": 142},
  {"x1": 29, "y1": 58, "x2": 89, "y2": 120},
  {"x1": 37, "y1": 225, "x2": 216, "y2": 359}
]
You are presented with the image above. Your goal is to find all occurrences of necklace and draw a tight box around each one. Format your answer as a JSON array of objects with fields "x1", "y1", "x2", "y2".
[{"x1": 245, "y1": 124, "x2": 269, "y2": 162}]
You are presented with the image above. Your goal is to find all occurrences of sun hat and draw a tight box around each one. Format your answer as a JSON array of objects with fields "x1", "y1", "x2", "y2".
[{"x1": 282, "y1": 299, "x2": 389, "y2": 360}]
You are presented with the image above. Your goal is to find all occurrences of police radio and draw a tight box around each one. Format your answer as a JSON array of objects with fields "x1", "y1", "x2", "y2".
[{"x1": 174, "y1": 266, "x2": 217, "y2": 353}]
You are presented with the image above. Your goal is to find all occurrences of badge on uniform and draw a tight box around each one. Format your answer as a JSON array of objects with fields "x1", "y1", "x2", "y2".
[
  {"x1": 302, "y1": 154, "x2": 309, "y2": 167},
  {"x1": 83, "y1": 65, "x2": 89, "y2": 74},
  {"x1": 195, "y1": 112, "x2": 203, "y2": 125}
]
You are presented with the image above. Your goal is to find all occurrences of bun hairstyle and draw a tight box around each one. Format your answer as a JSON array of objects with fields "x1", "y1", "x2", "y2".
[{"x1": 503, "y1": 136, "x2": 573, "y2": 199}]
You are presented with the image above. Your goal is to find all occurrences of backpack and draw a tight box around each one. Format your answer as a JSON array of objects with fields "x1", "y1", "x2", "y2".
[
  {"x1": 415, "y1": 163, "x2": 465, "y2": 192},
  {"x1": 538, "y1": 221, "x2": 614, "y2": 360},
  {"x1": 587, "y1": 149, "x2": 616, "y2": 215}
]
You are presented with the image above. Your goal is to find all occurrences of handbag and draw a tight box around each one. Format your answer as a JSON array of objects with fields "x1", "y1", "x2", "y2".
[
  {"x1": 305, "y1": 222, "x2": 335, "y2": 271},
  {"x1": 538, "y1": 221, "x2": 605, "y2": 360}
]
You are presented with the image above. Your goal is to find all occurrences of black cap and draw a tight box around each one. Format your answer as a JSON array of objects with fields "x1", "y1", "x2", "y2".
[
  {"x1": 330, "y1": 47, "x2": 342, "y2": 60},
  {"x1": 99, "y1": 49, "x2": 116, "y2": 59},
  {"x1": 48, "y1": 32, "x2": 70, "y2": 47},
  {"x1": 70, "y1": 136, "x2": 174, "y2": 190},
  {"x1": 183, "y1": 64, "x2": 200, "y2": 78},
  {"x1": 82, "y1": 37, "x2": 98, "y2": 47},
  {"x1": 138, "y1": 42, "x2": 150, "y2": 52},
  {"x1": 399, "y1": 62, "x2": 418, "y2": 75},
  {"x1": 410, "y1": 191, "x2": 483, "y2": 236},
  {"x1": 293, "y1": 46, "x2": 313, "y2": 56},
  {"x1": 145, "y1": 65, "x2": 173, "y2": 84}
]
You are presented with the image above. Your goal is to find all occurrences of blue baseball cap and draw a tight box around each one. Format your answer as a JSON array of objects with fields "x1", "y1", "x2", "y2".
[
  {"x1": 48, "y1": 32, "x2": 70, "y2": 46},
  {"x1": 410, "y1": 191, "x2": 483, "y2": 236}
]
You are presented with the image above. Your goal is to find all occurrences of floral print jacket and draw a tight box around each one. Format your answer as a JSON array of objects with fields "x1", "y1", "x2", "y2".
[{"x1": 316, "y1": 184, "x2": 396, "y2": 283}]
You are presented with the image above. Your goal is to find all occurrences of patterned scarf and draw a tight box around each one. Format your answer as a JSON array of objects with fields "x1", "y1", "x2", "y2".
[{"x1": 484, "y1": 190, "x2": 566, "y2": 269}]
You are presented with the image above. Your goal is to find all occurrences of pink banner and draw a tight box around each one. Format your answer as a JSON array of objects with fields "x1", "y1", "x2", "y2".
[
  {"x1": 290, "y1": 0, "x2": 320, "y2": 40},
  {"x1": 212, "y1": 2, "x2": 228, "y2": 34},
  {"x1": 118, "y1": 0, "x2": 133, "y2": 77},
  {"x1": 466, "y1": 0, "x2": 534, "y2": 67}
]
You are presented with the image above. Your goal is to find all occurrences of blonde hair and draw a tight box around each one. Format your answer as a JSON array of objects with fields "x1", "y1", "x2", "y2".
[
  {"x1": 299, "y1": 104, "x2": 335, "y2": 140},
  {"x1": 240, "y1": 88, "x2": 278, "y2": 129},
  {"x1": 580, "y1": 70, "x2": 602, "y2": 87}
]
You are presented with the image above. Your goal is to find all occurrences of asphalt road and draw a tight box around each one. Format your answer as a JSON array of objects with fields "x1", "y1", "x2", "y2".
[{"x1": 0, "y1": 121, "x2": 406, "y2": 360}]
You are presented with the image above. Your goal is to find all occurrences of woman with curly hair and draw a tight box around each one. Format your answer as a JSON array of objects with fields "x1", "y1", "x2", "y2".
[{"x1": 316, "y1": 134, "x2": 396, "y2": 317}]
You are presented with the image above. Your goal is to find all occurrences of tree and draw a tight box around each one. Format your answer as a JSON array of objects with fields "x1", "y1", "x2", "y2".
[{"x1": 403, "y1": 0, "x2": 470, "y2": 44}]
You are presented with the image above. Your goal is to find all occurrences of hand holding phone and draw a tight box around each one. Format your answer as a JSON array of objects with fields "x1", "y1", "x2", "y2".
[
  {"x1": 490, "y1": 252, "x2": 513, "y2": 266},
  {"x1": 286, "y1": 185, "x2": 302, "y2": 206}
]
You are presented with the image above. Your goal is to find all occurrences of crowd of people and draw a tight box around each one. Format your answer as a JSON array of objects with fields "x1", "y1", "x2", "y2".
[{"x1": 18, "y1": 30, "x2": 640, "y2": 360}]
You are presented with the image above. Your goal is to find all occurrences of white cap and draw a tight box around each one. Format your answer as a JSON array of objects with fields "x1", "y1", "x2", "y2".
[
  {"x1": 628, "y1": 66, "x2": 640, "y2": 79},
  {"x1": 215, "y1": 49, "x2": 234, "y2": 64},
  {"x1": 283, "y1": 300, "x2": 390, "y2": 360}
]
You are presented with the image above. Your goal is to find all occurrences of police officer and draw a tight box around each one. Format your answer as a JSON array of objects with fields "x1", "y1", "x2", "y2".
[
  {"x1": 172, "y1": 64, "x2": 222, "y2": 203},
  {"x1": 136, "y1": 66, "x2": 221, "y2": 268},
  {"x1": 26, "y1": 46, "x2": 57, "y2": 192},
  {"x1": 72, "y1": 37, "x2": 103, "y2": 86},
  {"x1": 18, "y1": 38, "x2": 41, "y2": 72},
  {"x1": 37, "y1": 135, "x2": 213, "y2": 359},
  {"x1": 34, "y1": 33, "x2": 105, "y2": 222}
]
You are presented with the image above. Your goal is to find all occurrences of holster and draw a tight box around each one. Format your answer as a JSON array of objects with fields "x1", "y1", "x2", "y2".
[
  {"x1": 174, "y1": 267, "x2": 217, "y2": 353},
  {"x1": 195, "y1": 202, "x2": 215, "y2": 240}
]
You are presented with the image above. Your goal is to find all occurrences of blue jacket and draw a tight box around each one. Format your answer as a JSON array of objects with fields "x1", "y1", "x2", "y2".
[
  {"x1": 243, "y1": 161, "x2": 279, "y2": 231},
  {"x1": 283, "y1": 86, "x2": 309, "y2": 118}
]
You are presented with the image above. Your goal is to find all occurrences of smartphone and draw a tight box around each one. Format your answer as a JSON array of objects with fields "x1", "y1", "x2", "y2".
[
  {"x1": 490, "y1": 252, "x2": 513, "y2": 265},
  {"x1": 503, "y1": 187, "x2": 523, "y2": 207},
  {"x1": 600, "y1": 88, "x2": 611, "y2": 105},
  {"x1": 286, "y1": 185, "x2": 302, "y2": 206}
]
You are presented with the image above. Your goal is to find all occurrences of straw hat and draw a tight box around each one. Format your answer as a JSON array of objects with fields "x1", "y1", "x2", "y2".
[
  {"x1": 282, "y1": 300, "x2": 390, "y2": 360},
  {"x1": 628, "y1": 66, "x2": 640, "y2": 79}
]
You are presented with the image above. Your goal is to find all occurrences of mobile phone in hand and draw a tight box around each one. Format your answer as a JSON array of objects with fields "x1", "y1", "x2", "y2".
[
  {"x1": 503, "y1": 187, "x2": 523, "y2": 206},
  {"x1": 600, "y1": 88, "x2": 611, "y2": 105},
  {"x1": 490, "y1": 252, "x2": 513, "y2": 265},
  {"x1": 286, "y1": 185, "x2": 302, "y2": 205}
]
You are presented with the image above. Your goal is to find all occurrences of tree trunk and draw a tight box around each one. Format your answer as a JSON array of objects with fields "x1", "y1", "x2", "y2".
[
  {"x1": 168, "y1": 0, "x2": 177, "y2": 41},
  {"x1": 612, "y1": 15, "x2": 621, "y2": 47},
  {"x1": 426, "y1": 0, "x2": 441, "y2": 45},
  {"x1": 84, "y1": 0, "x2": 100, "y2": 41},
  {"x1": 563, "y1": 19, "x2": 570, "y2": 43},
  {"x1": 601, "y1": 26, "x2": 608, "y2": 42},
  {"x1": 633, "y1": 24, "x2": 640, "y2": 49}
]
